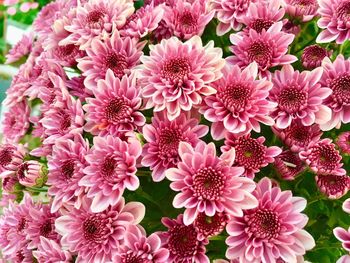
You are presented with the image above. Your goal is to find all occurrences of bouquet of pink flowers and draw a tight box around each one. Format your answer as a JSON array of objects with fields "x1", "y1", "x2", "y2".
[{"x1": 1, "y1": 0, "x2": 350, "y2": 262}]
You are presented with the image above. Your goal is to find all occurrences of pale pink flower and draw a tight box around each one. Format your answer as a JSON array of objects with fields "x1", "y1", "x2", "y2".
[
  {"x1": 338, "y1": 132, "x2": 350, "y2": 154},
  {"x1": 32, "y1": 2, "x2": 61, "y2": 37},
  {"x1": 319, "y1": 55, "x2": 350, "y2": 130},
  {"x1": 162, "y1": 0, "x2": 214, "y2": 40},
  {"x1": 113, "y1": 224, "x2": 169, "y2": 262},
  {"x1": 337, "y1": 255, "x2": 350, "y2": 263},
  {"x1": 300, "y1": 138, "x2": 346, "y2": 175},
  {"x1": 317, "y1": 0, "x2": 350, "y2": 44},
  {"x1": 274, "y1": 150, "x2": 305, "y2": 180},
  {"x1": 272, "y1": 121, "x2": 323, "y2": 152},
  {"x1": 239, "y1": 0, "x2": 285, "y2": 34},
  {"x1": 226, "y1": 177, "x2": 315, "y2": 262},
  {"x1": 16, "y1": 161, "x2": 42, "y2": 187},
  {"x1": 79, "y1": 135, "x2": 142, "y2": 213},
  {"x1": 166, "y1": 141, "x2": 258, "y2": 225},
  {"x1": 83, "y1": 70, "x2": 145, "y2": 136},
  {"x1": 301, "y1": 45, "x2": 332, "y2": 70},
  {"x1": 160, "y1": 214, "x2": 210, "y2": 263},
  {"x1": 193, "y1": 212, "x2": 229, "y2": 241},
  {"x1": 200, "y1": 62, "x2": 276, "y2": 139},
  {"x1": 0, "y1": 143, "x2": 26, "y2": 171},
  {"x1": 283, "y1": 0, "x2": 318, "y2": 21},
  {"x1": 120, "y1": 2, "x2": 165, "y2": 38},
  {"x1": 47, "y1": 134, "x2": 89, "y2": 212},
  {"x1": 140, "y1": 36, "x2": 225, "y2": 120},
  {"x1": 9, "y1": 244, "x2": 33, "y2": 263},
  {"x1": 141, "y1": 111, "x2": 208, "y2": 182},
  {"x1": 316, "y1": 173, "x2": 350, "y2": 199},
  {"x1": 1, "y1": 175, "x2": 19, "y2": 193},
  {"x1": 40, "y1": 73, "x2": 84, "y2": 145},
  {"x1": 270, "y1": 65, "x2": 332, "y2": 129},
  {"x1": 55, "y1": 197, "x2": 145, "y2": 262},
  {"x1": 222, "y1": 133, "x2": 282, "y2": 178},
  {"x1": 60, "y1": 0, "x2": 135, "y2": 50},
  {"x1": 212, "y1": 0, "x2": 256, "y2": 35},
  {"x1": 1, "y1": 100, "x2": 30, "y2": 143},
  {"x1": 5, "y1": 33, "x2": 33, "y2": 64},
  {"x1": 77, "y1": 30, "x2": 143, "y2": 87},
  {"x1": 334, "y1": 227, "x2": 350, "y2": 253},
  {"x1": 33, "y1": 237, "x2": 72, "y2": 263},
  {"x1": 26, "y1": 204, "x2": 60, "y2": 249},
  {"x1": 228, "y1": 22, "x2": 297, "y2": 77},
  {"x1": 343, "y1": 198, "x2": 350, "y2": 214}
]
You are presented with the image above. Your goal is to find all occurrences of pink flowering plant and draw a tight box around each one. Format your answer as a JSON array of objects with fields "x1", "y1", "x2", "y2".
[{"x1": 1, "y1": 0, "x2": 350, "y2": 262}]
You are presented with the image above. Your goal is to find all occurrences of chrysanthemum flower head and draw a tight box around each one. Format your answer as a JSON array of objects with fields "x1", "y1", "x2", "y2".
[
  {"x1": 166, "y1": 141, "x2": 258, "y2": 225},
  {"x1": 299, "y1": 138, "x2": 346, "y2": 175},
  {"x1": 160, "y1": 214, "x2": 210, "y2": 263},
  {"x1": 5, "y1": 33, "x2": 33, "y2": 64},
  {"x1": 78, "y1": 30, "x2": 143, "y2": 88},
  {"x1": 239, "y1": 0, "x2": 285, "y2": 34},
  {"x1": 47, "y1": 134, "x2": 89, "y2": 212},
  {"x1": 60, "y1": 0, "x2": 135, "y2": 49},
  {"x1": 79, "y1": 135, "x2": 142, "y2": 213},
  {"x1": 317, "y1": 0, "x2": 350, "y2": 44},
  {"x1": 270, "y1": 65, "x2": 332, "y2": 129},
  {"x1": 55, "y1": 197, "x2": 145, "y2": 262},
  {"x1": 222, "y1": 133, "x2": 282, "y2": 178},
  {"x1": 272, "y1": 121, "x2": 323, "y2": 152},
  {"x1": 141, "y1": 111, "x2": 208, "y2": 182},
  {"x1": 319, "y1": 55, "x2": 350, "y2": 130},
  {"x1": 226, "y1": 177, "x2": 315, "y2": 262},
  {"x1": 193, "y1": 212, "x2": 230, "y2": 241},
  {"x1": 140, "y1": 36, "x2": 225, "y2": 121},
  {"x1": 283, "y1": 0, "x2": 319, "y2": 22},
  {"x1": 274, "y1": 150, "x2": 305, "y2": 180},
  {"x1": 337, "y1": 131, "x2": 350, "y2": 154},
  {"x1": 0, "y1": 143, "x2": 26, "y2": 172},
  {"x1": 83, "y1": 69, "x2": 145, "y2": 136},
  {"x1": 316, "y1": 173, "x2": 350, "y2": 199},
  {"x1": 228, "y1": 22, "x2": 297, "y2": 77},
  {"x1": 200, "y1": 62, "x2": 276, "y2": 139},
  {"x1": 32, "y1": 237, "x2": 72, "y2": 263},
  {"x1": 301, "y1": 45, "x2": 332, "y2": 70},
  {"x1": 113, "y1": 224, "x2": 169, "y2": 262},
  {"x1": 162, "y1": 0, "x2": 214, "y2": 40}
]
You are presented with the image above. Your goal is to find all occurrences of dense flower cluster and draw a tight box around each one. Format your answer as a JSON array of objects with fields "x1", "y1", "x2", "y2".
[{"x1": 1, "y1": 0, "x2": 349, "y2": 262}]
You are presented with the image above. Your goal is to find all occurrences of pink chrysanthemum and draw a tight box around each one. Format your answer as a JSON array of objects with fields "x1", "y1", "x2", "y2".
[
  {"x1": 299, "y1": 138, "x2": 346, "y2": 175},
  {"x1": 8, "y1": 244, "x2": 33, "y2": 263},
  {"x1": 55, "y1": 197, "x2": 145, "y2": 263},
  {"x1": 212, "y1": 0, "x2": 256, "y2": 35},
  {"x1": 165, "y1": 141, "x2": 258, "y2": 225},
  {"x1": 47, "y1": 134, "x2": 89, "y2": 212},
  {"x1": 270, "y1": 65, "x2": 332, "y2": 129},
  {"x1": 26, "y1": 204, "x2": 60, "y2": 249},
  {"x1": 274, "y1": 150, "x2": 305, "y2": 180},
  {"x1": 193, "y1": 212, "x2": 229, "y2": 241},
  {"x1": 120, "y1": 2, "x2": 164, "y2": 38},
  {"x1": 162, "y1": 0, "x2": 214, "y2": 40},
  {"x1": 77, "y1": 30, "x2": 143, "y2": 87},
  {"x1": 32, "y1": 237, "x2": 72, "y2": 263},
  {"x1": 334, "y1": 227, "x2": 350, "y2": 253},
  {"x1": 79, "y1": 135, "x2": 142, "y2": 213},
  {"x1": 0, "y1": 143, "x2": 26, "y2": 171},
  {"x1": 1, "y1": 175, "x2": 19, "y2": 193},
  {"x1": 160, "y1": 214, "x2": 210, "y2": 263},
  {"x1": 40, "y1": 73, "x2": 84, "y2": 145},
  {"x1": 272, "y1": 121, "x2": 323, "y2": 152},
  {"x1": 316, "y1": 174, "x2": 350, "y2": 199},
  {"x1": 222, "y1": 133, "x2": 281, "y2": 178},
  {"x1": 141, "y1": 111, "x2": 208, "y2": 182},
  {"x1": 83, "y1": 70, "x2": 145, "y2": 136},
  {"x1": 66, "y1": 76, "x2": 93, "y2": 103},
  {"x1": 239, "y1": 0, "x2": 285, "y2": 34},
  {"x1": 5, "y1": 33, "x2": 33, "y2": 64},
  {"x1": 226, "y1": 177, "x2": 315, "y2": 262},
  {"x1": 301, "y1": 45, "x2": 332, "y2": 70},
  {"x1": 200, "y1": 62, "x2": 276, "y2": 139},
  {"x1": 338, "y1": 132, "x2": 350, "y2": 154},
  {"x1": 319, "y1": 55, "x2": 350, "y2": 130},
  {"x1": 140, "y1": 36, "x2": 225, "y2": 120},
  {"x1": 113, "y1": 224, "x2": 169, "y2": 263},
  {"x1": 1, "y1": 100, "x2": 30, "y2": 143},
  {"x1": 60, "y1": 0, "x2": 134, "y2": 49},
  {"x1": 317, "y1": 0, "x2": 350, "y2": 44},
  {"x1": 32, "y1": 2, "x2": 61, "y2": 37},
  {"x1": 228, "y1": 22, "x2": 297, "y2": 76},
  {"x1": 283, "y1": 0, "x2": 319, "y2": 21},
  {"x1": 16, "y1": 161, "x2": 42, "y2": 187},
  {"x1": 343, "y1": 198, "x2": 350, "y2": 214}
]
